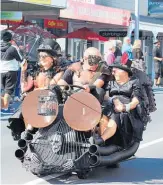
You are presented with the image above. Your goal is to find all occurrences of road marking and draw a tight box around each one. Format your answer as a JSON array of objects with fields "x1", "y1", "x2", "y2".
[
  {"x1": 23, "y1": 137, "x2": 163, "y2": 185},
  {"x1": 139, "y1": 137, "x2": 163, "y2": 150}
]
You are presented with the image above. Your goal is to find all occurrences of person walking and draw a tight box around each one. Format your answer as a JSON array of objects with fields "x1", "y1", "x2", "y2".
[
  {"x1": 1, "y1": 31, "x2": 22, "y2": 113},
  {"x1": 114, "y1": 40, "x2": 122, "y2": 60},
  {"x1": 104, "y1": 41, "x2": 116, "y2": 65},
  {"x1": 122, "y1": 37, "x2": 133, "y2": 60},
  {"x1": 153, "y1": 40, "x2": 163, "y2": 87},
  {"x1": 132, "y1": 39, "x2": 146, "y2": 72}
]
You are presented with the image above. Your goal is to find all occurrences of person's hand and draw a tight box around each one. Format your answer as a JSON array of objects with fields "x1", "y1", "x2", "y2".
[
  {"x1": 113, "y1": 98, "x2": 125, "y2": 112},
  {"x1": 83, "y1": 84, "x2": 90, "y2": 93},
  {"x1": 21, "y1": 59, "x2": 28, "y2": 71}
]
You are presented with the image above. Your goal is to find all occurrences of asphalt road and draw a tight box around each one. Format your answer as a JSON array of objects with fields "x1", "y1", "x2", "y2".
[{"x1": 1, "y1": 91, "x2": 163, "y2": 185}]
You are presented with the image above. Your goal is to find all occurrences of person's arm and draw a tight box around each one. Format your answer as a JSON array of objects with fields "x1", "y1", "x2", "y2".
[
  {"x1": 113, "y1": 79, "x2": 140, "y2": 112},
  {"x1": 50, "y1": 71, "x2": 64, "y2": 85},
  {"x1": 125, "y1": 78, "x2": 141, "y2": 111},
  {"x1": 57, "y1": 69, "x2": 73, "y2": 87},
  {"x1": 154, "y1": 57, "x2": 163, "y2": 61},
  {"x1": 20, "y1": 60, "x2": 34, "y2": 93},
  {"x1": 93, "y1": 74, "x2": 106, "y2": 88},
  {"x1": 12, "y1": 45, "x2": 23, "y2": 62}
]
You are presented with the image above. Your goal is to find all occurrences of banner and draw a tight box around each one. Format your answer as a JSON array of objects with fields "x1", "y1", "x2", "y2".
[
  {"x1": 60, "y1": 0, "x2": 130, "y2": 26},
  {"x1": 44, "y1": 19, "x2": 67, "y2": 29},
  {"x1": 24, "y1": 0, "x2": 51, "y2": 5},
  {"x1": 148, "y1": 0, "x2": 163, "y2": 14},
  {"x1": 1, "y1": 20, "x2": 23, "y2": 25},
  {"x1": 1, "y1": 11, "x2": 22, "y2": 21},
  {"x1": 12, "y1": 0, "x2": 67, "y2": 8}
]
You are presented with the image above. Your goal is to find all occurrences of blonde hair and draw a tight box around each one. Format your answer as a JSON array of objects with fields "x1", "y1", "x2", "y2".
[
  {"x1": 105, "y1": 41, "x2": 115, "y2": 51},
  {"x1": 133, "y1": 40, "x2": 141, "y2": 49}
]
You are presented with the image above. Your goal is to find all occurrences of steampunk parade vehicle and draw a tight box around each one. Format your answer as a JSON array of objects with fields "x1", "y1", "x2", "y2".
[{"x1": 14, "y1": 84, "x2": 142, "y2": 179}]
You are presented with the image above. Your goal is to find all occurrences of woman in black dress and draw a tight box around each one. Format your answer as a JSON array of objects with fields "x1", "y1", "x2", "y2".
[{"x1": 94, "y1": 53, "x2": 144, "y2": 147}]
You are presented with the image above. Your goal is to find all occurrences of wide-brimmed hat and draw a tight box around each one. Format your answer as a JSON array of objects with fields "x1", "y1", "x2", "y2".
[
  {"x1": 110, "y1": 52, "x2": 132, "y2": 76},
  {"x1": 38, "y1": 38, "x2": 62, "y2": 57}
]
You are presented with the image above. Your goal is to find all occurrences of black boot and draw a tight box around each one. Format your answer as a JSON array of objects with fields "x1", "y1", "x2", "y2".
[
  {"x1": 22, "y1": 130, "x2": 33, "y2": 141},
  {"x1": 94, "y1": 136, "x2": 104, "y2": 146}
]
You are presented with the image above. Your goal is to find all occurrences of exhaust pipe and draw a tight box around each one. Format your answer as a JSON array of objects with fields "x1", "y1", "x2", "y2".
[
  {"x1": 89, "y1": 142, "x2": 139, "y2": 166},
  {"x1": 89, "y1": 144, "x2": 121, "y2": 155},
  {"x1": 18, "y1": 139, "x2": 27, "y2": 151},
  {"x1": 15, "y1": 149, "x2": 25, "y2": 161}
]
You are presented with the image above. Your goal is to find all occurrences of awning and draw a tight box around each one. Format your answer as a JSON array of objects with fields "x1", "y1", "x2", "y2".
[{"x1": 61, "y1": 27, "x2": 108, "y2": 41}]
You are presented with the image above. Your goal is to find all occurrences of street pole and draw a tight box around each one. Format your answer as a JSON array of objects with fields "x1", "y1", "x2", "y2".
[{"x1": 135, "y1": 0, "x2": 139, "y2": 40}]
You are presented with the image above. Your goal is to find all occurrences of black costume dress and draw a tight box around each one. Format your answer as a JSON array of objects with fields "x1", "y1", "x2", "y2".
[{"x1": 104, "y1": 78, "x2": 144, "y2": 147}]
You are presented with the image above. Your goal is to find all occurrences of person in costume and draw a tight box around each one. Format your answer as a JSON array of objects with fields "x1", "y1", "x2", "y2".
[
  {"x1": 94, "y1": 53, "x2": 145, "y2": 147},
  {"x1": 58, "y1": 47, "x2": 112, "y2": 104},
  {"x1": 7, "y1": 39, "x2": 65, "y2": 140}
]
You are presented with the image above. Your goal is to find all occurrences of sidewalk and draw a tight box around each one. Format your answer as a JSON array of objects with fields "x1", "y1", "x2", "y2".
[{"x1": 0, "y1": 101, "x2": 21, "y2": 120}]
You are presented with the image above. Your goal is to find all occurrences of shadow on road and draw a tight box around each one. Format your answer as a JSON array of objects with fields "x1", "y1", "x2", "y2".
[{"x1": 46, "y1": 158, "x2": 163, "y2": 184}]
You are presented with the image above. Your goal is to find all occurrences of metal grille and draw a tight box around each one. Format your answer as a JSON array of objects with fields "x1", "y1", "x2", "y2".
[
  {"x1": 22, "y1": 108, "x2": 92, "y2": 175},
  {"x1": 38, "y1": 93, "x2": 57, "y2": 116}
]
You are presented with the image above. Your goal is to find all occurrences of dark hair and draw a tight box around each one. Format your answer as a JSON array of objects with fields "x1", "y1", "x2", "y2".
[{"x1": 2, "y1": 31, "x2": 12, "y2": 42}]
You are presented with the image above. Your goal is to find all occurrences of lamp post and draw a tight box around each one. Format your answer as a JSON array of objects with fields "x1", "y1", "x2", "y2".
[{"x1": 135, "y1": 0, "x2": 139, "y2": 40}]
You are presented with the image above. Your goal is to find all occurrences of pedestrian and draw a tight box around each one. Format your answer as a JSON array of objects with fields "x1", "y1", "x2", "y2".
[
  {"x1": 66, "y1": 54, "x2": 73, "y2": 63},
  {"x1": 153, "y1": 40, "x2": 163, "y2": 87},
  {"x1": 132, "y1": 39, "x2": 146, "y2": 72},
  {"x1": 0, "y1": 30, "x2": 23, "y2": 113},
  {"x1": 122, "y1": 37, "x2": 133, "y2": 60},
  {"x1": 114, "y1": 40, "x2": 122, "y2": 59},
  {"x1": 104, "y1": 41, "x2": 116, "y2": 65}
]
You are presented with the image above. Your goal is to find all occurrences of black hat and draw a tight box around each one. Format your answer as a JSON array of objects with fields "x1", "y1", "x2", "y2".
[
  {"x1": 38, "y1": 39, "x2": 62, "y2": 57},
  {"x1": 110, "y1": 52, "x2": 132, "y2": 76},
  {"x1": 1, "y1": 30, "x2": 12, "y2": 42}
]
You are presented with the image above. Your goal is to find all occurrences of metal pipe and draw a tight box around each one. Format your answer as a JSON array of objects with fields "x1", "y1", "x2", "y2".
[
  {"x1": 15, "y1": 149, "x2": 25, "y2": 161},
  {"x1": 89, "y1": 144, "x2": 121, "y2": 156},
  {"x1": 135, "y1": 0, "x2": 140, "y2": 40},
  {"x1": 18, "y1": 139, "x2": 27, "y2": 152},
  {"x1": 90, "y1": 142, "x2": 140, "y2": 166}
]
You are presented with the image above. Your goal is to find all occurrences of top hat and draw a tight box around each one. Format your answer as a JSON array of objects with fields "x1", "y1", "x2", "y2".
[
  {"x1": 110, "y1": 52, "x2": 132, "y2": 76},
  {"x1": 38, "y1": 39, "x2": 62, "y2": 57}
]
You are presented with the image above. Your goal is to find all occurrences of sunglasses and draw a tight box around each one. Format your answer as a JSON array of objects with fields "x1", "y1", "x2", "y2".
[{"x1": 87, "y1": 55, "x2": 101, "y2": 66}]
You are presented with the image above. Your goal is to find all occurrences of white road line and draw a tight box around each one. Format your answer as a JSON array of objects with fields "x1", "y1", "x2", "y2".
[
  {"x1": 139, "y1": 137, "x2": 163, "y2": 150},
  {"x1": 23, "y1": 137, "x2": 163, "y2": 185}
]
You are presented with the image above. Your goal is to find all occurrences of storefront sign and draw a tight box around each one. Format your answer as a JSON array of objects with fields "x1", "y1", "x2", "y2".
[
  {"x1": 1, "y1": 20, "x2": 23, "y2": 25},
  {"x1": 24, "y1": 0, "x2": 51, "y2": 5},
  {"x1": 44, "y1": 19, "x2": 67, "y2": 29},
  {"x1": 100, "y1": 30, "x2": 143, "y2": 38},
  {"x1": 60, "y1": 0, "x2": 130, "y2": 26},
  {"x1": 1, "y1": 11, "x2": 22, "y2": 21},
  {"x1": 100, "y1": 31, "x2": 127, "y2": 37},
  {"x1": 10, "y1": 0, "x2": 67, "y2": 8},
  {"x1": 148, "y1": 0, "x2": 163, "y2": 14}
]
